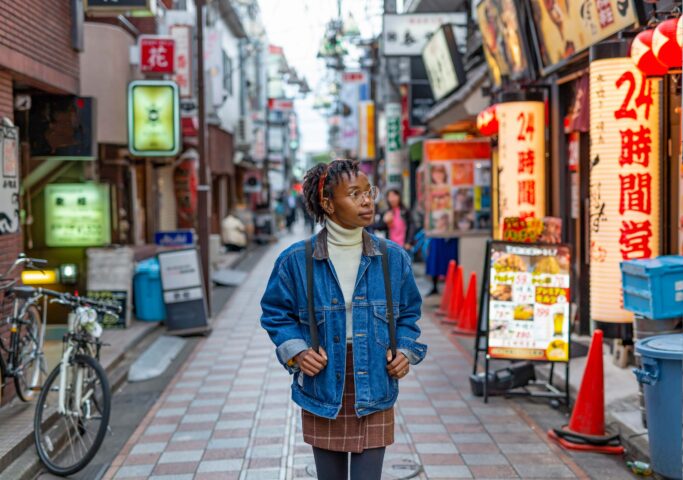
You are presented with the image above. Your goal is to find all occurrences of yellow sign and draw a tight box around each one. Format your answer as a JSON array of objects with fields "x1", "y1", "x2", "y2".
[
  {"x1": 358, "y1": 101, "x2": 375, "y2": 160},
  {"x1": 128, "y1": 81, "x2": 180, "y2": 157},
  {"x1": 529, "y1": 0, "x2": 639, "y2": 72},
  {"x1": 45, "y1": 183, "x2": 111, "y2": 247},
  {"x1": 21, "y1": 270, "x2": 58, "y2": 285},
  {"x1": 589, "y1": 56, "x2": 661, "y2": 324},
  {"x1": 496, "y1": 100, "x2": 546, "y2": 231}
]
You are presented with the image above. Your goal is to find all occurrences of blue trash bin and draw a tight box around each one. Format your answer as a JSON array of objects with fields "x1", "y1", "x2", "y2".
[
  {"x1": 133, "y1": 258, "x2": 166, "y2": 321},
  {"x1": 633, "y1": 334, "x2": 683, "y2": 480}
]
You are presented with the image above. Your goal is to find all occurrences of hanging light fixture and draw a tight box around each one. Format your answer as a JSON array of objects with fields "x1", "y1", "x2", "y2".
[
  {"x1": 631, "y1": 29, "x2": 668, "y2": 76},
  {"x1": 652, "y1": 18, "x2": 682, "y2": 69}
]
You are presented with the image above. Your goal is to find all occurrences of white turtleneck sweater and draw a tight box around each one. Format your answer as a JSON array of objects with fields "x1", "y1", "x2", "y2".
[{"x1": 326, "y1": 219, "x2": 362, "y2": 342}]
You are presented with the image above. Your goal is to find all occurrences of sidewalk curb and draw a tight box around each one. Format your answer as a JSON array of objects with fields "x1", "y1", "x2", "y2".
[{"x1": 0, "y1": 322, "x2": 163, "y2": 480}]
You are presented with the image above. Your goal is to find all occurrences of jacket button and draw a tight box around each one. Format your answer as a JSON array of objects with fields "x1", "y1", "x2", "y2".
[
  {"x1": 336, "y1": 373, "x2": 341, "y2": 380},
  {"x1": 332, "y1": 298, "x2": 338, "y2": 304},
  {"x1": 334, "y1": 335, "x2": 340, "y2": 343}
]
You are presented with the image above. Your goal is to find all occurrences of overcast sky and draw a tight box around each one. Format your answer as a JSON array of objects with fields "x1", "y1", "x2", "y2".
[{"x1": 258, "y1": 0, "x2": 385, "y2": 154}]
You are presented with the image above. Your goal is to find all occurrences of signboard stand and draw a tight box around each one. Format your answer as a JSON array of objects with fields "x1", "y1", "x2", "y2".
[
  {"x1": 157, "y1": 248, "x2": 211, "y2": 336},
  {"x1": 472, "y1": 240, "x2": 570, "y2": 406}
]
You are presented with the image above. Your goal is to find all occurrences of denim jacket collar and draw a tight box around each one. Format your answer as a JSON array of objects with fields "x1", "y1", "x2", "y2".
[{"x1": 312, "y1": 227, "x2": 381, "y2": 260}]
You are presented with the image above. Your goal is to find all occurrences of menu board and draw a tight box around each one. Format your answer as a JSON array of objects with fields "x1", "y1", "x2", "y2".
[{"x1": 487, "y1": 242, "x2": 571, "y2": 362}]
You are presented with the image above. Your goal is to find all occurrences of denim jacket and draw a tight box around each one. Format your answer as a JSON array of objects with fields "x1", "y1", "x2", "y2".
[{"x1": 260, "y1": 228, "x2": 428, "y2": 419}]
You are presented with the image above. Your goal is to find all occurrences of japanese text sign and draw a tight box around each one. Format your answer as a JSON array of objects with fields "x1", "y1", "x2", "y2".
[
  {"x1": 139, "y1": 36, "x2": 175, "y2": 74},
  {"x1": 383, "y1": 13, "x2": 466, "y2": 57},
  {"x1": 0, "y1": 127, "x2": 19, "y2": 234},
  {"x1": 45, "y1": 184, "x2": 111, "y2": 247},
  {"x1": 529, "y1": 0, "x2": 639, "y2": 73},
  {"x1": 169, "y1": 25, "x2": 192, "y2": 98},
  {"x1": 496, "y1": 100, "x2": 546, "y2": 230},
  {"x1": 487, "y1": 242, "x2": 572, "y2": 362},
  {"x1": 589, "y1": 56, "x2": 661, "y2": 324}
]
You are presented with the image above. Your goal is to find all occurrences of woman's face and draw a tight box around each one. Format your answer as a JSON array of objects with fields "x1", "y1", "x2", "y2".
[
  {"x1": 387, "y1": 191, "x2": 400, "y2": 209},
  {"x1": 325, "y1": 171, "x2": 375, "y2": 229},
  {"x1": 431, "y1": 167, "x2": 446, "y2": 184}
]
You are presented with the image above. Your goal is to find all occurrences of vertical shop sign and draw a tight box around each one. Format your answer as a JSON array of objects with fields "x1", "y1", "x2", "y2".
[
  {"x1": 497, "y1": 100, "x2": 546, "y2": 226},
  {"x1": 340, "y1": 72, "x2": 369, "y2": 153},
  {"x1": 128, "y1": 80, "x2": 180, "y2": 156},
  {"x1": 170, "y1": 25, "x2": 192, "y2": 98},
  {"x1": 385, "y1": 103, "x2": 402, "y2": 186},
  {"x1": 589, "y1": 56, "x2": 661, "y2": 323},
  {"x1": 0, "y1": 127, "x2": 19, "y2": 234},
  {"x1": 358, "y1": 101, "x2": 375, "y2": 160}
]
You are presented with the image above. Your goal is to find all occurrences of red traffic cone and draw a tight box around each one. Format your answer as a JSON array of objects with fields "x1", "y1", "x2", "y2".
[
  {"x1": 547, "y1": 329, "x2": 625, "y2": 455},
  {"x1": 452, "y1": 272, "x2": 477, "y2": 336},
  {"x1": 436, "y1": 260, "x2": 456, "y2": 316},
  {"x1": 443, "y1": 266, "x2": 464, "y2": 324}
]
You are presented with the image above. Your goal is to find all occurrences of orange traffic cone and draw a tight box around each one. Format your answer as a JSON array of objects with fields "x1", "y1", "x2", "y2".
[
  {"x1": 547, "y1": 329, "x2": 625, "y2": 454},
  {"x1": 442, "y1": 266, "x2": 464, "y2": 324},
  {"x1": 436, "y1": 260, "x2": 456, "y2": 316},
  {"x1": 452, "y1": 272, "x2": 478, "y2": 335}
]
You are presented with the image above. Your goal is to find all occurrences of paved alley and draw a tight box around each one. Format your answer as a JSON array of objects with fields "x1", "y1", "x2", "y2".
[{"x1": 104, "y1": 232, "x2": 633, "y2": 480}]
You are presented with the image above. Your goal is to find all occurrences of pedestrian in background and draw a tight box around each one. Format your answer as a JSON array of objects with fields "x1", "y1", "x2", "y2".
[
  {"x1": 260, "y1": 160, "x2": 427, "y2": 480},
  {"x1": 371, "y1": 188, "x2": 415, "y2": 251}
]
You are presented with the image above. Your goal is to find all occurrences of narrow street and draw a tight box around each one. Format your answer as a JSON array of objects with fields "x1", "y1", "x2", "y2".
[{"x1": 104, "y1": 228, "x2": 636, "y2": 480}]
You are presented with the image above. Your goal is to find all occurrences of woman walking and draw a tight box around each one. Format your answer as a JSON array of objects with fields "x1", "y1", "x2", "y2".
[
  {"x1": 260, "y1": 160, "x2": 427, "y2": 480},
  {"x1": 372, "y1": 188, "x2": 415, "y2": 250}
]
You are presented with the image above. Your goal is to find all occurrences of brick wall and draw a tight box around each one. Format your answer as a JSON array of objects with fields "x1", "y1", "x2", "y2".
[
  {"x1": 0, "y1": 0, "x2": 79, "y2": 93},
  {"x1": 0, "y1": 71, "x2": 19, "y2": 405}
]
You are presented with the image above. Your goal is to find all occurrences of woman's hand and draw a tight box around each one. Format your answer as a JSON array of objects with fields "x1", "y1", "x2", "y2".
[
  {"x1": 386, "y1": 350, "x2": 410, "y2": 379},
  {"x1": 295, "y1": 347, "x2": 328, "y2": 376},
  {"x1": 383, "y1": 211, "x2": 394, "y2": 226}
]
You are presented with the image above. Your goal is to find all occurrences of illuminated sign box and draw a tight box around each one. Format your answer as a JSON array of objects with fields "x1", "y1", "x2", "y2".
[
  {"x1": 45, "y1": 184, "x2": 111, "y2": 247},
  {"x1": 128, "y1": 80, "x2": 180, "y2": 157},
  {"x1": 83, "y1": 0, "x2": 156, "y2": 16}
]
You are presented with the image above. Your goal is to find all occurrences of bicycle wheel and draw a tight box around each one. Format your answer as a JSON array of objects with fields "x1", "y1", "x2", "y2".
[
  {"x1": 14, "y1": 304, "x2": 43, "y2": 402},
  {"x1": 34, "y1": 354, "x2": 111, "y2": 476}
]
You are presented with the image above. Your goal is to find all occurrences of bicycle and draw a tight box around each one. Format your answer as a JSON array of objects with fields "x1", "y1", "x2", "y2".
[
  {"x1": 33, "y1": 290, "x2": 120, "y2": 476},
  {"x1": 0, "y1": 254, "x2": 50, "y2": 402}
]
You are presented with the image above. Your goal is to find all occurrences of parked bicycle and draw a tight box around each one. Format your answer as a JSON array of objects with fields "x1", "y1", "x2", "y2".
[
  {"x1": 33, "y1": 290, "x2": 120, "y2": 476},
  {"x1": 0, "y1": 253, "x2": 50, "y2": 402}
]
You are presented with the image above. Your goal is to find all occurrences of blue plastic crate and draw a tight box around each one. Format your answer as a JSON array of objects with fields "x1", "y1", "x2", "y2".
[{"x1": 621, "y1": 256, "x2": 683, "y2": 320}]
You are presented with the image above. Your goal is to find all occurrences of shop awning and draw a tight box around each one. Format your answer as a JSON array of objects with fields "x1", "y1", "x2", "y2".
[{"x1": 423, "y1": 63, "x2": 489, "y2": 133}]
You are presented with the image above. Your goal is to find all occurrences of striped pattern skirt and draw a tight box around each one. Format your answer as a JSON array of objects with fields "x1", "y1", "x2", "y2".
[{"x1": 302, "y1": 345, "x2": 394, "y2": 453}]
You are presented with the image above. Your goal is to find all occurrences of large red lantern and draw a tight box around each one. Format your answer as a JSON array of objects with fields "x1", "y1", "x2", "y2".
[
  {"x1": 652, "y1": 18, "x2": 682, "y2": 69},
  {"x1": 678, "y1": 17, "x2": 682, "y2": 49},
  {"x1": 631, "y1": 29, "x2": 668, "y2": 76},
  {"x1": 476, "y1": 105, "x2": 498, "y2": 136}
]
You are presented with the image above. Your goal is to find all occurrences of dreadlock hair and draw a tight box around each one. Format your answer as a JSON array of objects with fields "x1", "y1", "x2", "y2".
[{"x1": 302, "y1": 159, "x2": 360, "y2": 224}]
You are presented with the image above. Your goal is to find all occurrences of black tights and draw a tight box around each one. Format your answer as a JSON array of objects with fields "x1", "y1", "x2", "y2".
[{"x1": 312, "y1": 446, "x2": 386, "y2": 480}]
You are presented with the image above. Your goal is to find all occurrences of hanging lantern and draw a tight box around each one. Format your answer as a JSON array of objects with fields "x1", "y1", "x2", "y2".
[
  {"x1": 652, "y1": 18, "x2": 682, "y2": 69},
  {"x1": 678, "y1": 17, "x2": 682, "y2": 48},
  {"x1": 476, "y1": 105, "x2": 498, "y2": 136},
  {"x1": 631, "y1": 29, "x2": 668, "y2": 76}
]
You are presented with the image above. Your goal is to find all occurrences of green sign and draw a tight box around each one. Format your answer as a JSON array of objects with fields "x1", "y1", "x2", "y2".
[
  {"x1": 45, "y1": 184, "x2": 111, "y2": 247},
  {"x1": 128, "y1": 80, "x2": 180, "y2": 157}
]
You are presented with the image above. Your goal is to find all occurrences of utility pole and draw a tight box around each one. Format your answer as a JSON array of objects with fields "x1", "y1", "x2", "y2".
[{"x1": 196, "y1": 0, "x2": 211, "y2": 313}]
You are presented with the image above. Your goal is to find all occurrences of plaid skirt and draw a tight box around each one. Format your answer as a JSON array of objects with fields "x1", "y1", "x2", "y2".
[{"x1": 302, "y1": 345, "x2": 394, "y2": 453}]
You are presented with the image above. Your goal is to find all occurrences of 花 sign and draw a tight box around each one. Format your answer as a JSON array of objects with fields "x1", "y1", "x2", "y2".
[
  {"x1": 589, "y1": 53, "x2": 661, "y2": 324},
  {"x1": 139, "y1": 36, "x2": 175, "y2": 74},
  {"x1": 496, "y1": 99, "x2": 546, "y2": 230}
]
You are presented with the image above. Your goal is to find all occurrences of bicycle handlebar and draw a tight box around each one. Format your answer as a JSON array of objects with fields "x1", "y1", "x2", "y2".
[{"x1": 45, "y1": 290, "x2": 122, "y2": 314}]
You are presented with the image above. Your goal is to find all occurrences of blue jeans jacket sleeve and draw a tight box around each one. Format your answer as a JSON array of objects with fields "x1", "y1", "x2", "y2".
[
  {"x1": 397, "y1": 250, "x2": 428, "y2": 364},
  {"x1": 260, "y1": 253, "x2": 308, "y2": 373}
]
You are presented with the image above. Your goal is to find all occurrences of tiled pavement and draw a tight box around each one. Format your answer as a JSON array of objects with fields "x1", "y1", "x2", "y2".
[{"x1": 104, "y1": 232, "x2": 631, "y2": 480}]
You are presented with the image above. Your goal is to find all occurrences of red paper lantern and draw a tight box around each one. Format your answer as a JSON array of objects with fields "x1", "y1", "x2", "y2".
[
  {"x1": 476, "y1": 106, "x2": 498, "y2": 136},
  {"x1": 678, "y1": 17, "x2": 682, "y2": 48},
  {"x1": 631, "y1": 29, "x2": 668, "y2": 76},
  {"x1": 652, "y1": 18, "x2": 682, "y2": 69}
]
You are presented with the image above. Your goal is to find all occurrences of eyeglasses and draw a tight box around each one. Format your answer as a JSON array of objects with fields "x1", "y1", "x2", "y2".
[{"x1": 348, "y1": 186, "x2": 379, "y2": 204}]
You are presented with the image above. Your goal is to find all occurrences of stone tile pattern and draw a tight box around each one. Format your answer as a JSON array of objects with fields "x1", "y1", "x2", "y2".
[{"x1": 105, "y1": 233, "x2": 591, "y2": 480}]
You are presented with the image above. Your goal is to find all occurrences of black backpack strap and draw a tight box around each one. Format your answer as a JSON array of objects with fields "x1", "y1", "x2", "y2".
[
  {"x1": 380, "y1": 238, "x2": 397, "y2": 358},
  {"x1": 305, "y1": 239, "x2": 319, "y2": 352}
]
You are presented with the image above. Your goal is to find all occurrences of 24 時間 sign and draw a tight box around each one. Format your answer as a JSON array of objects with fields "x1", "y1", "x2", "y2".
[{"x1": 487, "y1": 242, "x2": 572, "y2": 362}]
